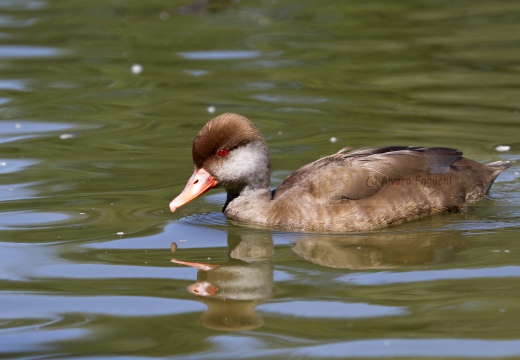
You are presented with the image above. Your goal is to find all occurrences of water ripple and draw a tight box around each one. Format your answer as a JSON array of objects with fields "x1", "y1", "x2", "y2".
[
  {"x1": 338, "y1": 266, "x2": 520, "y2": 286},
  {"x1": 178, "y1": 50, "x2": 262, "y2": 60},
  {"x1": 187, "y1": 336, "x2": 520, "y2": 359},
  {"x1": 1, "y1": 293, "x2": 205, "y2": 317},
  {"x1": 0, "y1": 120, "x2": 78, "y2": 144},
  {"x1": 258, "y1": 300, "x2": 406, "y2": 318},
  {"x1": 297, "y1": 339, "x2": 520, "y2": 358},
  {"x1": 0, "y1": 159, "x2": 38, "y2": 174},
  {"x1": 0, "y1": 45, "x2": 69, "y2": 59}
]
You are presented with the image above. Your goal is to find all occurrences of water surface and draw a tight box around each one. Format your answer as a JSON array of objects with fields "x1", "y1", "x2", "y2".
[{"x1": 1, "y1": 0, "x2": 520, "y2": 359}]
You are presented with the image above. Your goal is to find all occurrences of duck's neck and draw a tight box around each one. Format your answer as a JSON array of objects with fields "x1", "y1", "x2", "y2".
[
  {"x1": 223, "y1": 161, "x2": 272, "y2": 210},
  {"x1": 223, "y1": 189, "x2": 240, "y2": 211},
  {"x1": 223, "y1": 186, "x2": 271, "y2": 212},
  {"x1": 223, "y1": 187, "x2": 273, "y2": 224}
]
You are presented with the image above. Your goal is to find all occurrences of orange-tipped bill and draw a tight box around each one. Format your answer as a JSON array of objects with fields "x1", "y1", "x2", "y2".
[
  {"x1": 171, "y1": 258, "x2": 220, "y2": 271},
  {"x1": 169, "y1": 168, "x2": 217, "y2": 212}
]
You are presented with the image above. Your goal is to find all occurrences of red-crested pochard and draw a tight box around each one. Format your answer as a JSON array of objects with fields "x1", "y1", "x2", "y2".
[{"x1": 170, "y1": 113, "x2": 513, "y2": 232}]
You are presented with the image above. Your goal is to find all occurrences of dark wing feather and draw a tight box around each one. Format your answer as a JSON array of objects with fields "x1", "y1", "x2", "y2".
[{"x1": 273, "y1": 146, "x2": 462, "y2": 201}]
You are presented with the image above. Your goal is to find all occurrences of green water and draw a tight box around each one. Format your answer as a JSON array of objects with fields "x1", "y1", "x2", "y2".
[{"x1": 1, "y1": 0, "x2": 520, "y2": 358}]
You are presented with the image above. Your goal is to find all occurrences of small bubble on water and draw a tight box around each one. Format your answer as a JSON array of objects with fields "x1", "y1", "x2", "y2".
[
  {"x1": 131, "y1": 63, "x2": 143, "y2": 74},
  {"x1": 60, "y1": 133, "x2": 78, "y2": 140},
  {"x1": 495, "y1": 145, "x2": 510, "y2": 152},
  {"x1": 159, "y1": 11, "x2": 170, "y2": 20}
]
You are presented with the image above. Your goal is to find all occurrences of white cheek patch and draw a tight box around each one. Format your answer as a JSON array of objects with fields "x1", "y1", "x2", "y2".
[{"x1": 214, "y1": 141, "x2": 268, "y2": 185}]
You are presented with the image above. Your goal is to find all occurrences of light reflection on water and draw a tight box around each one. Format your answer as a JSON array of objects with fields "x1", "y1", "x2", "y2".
[
  {"x1": 177, "y1": 50, "x2": 263, "y2": 60},
  {"x1": 0, "y1": 45, "x2": 68, "y2": 58},
  {"x1": 1, "y1": 293, "x2": 204, "y2": 317},
  {"x1": 0, "y1": 0, "x2": 520, "y2": 358},
  {"x1": 0, "y1": 121, "x2": 78, "y2": 143},
  {"x1": 198, "y1": 338, "x2": 520, "y2": 359},
  {"x1": 0, "y1": 182, "x2": 39, "y2": 201},
  {"x1": 259, "y1": 300, "x2": 407, "y2": 318},
  {"x1": 341, "y1": 266, "x2": 520, "y2": 286},
  {"x1": 0, "y1": 210, "x2": 73, "y2": 229}
]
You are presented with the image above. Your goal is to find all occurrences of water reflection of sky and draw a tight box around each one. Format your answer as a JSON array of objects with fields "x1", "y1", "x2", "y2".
[
  {"x1": 178, "y1": 50, "x2": 262, "y2": 60},
  {"x1": 341, "y1": 266, "x2": 520, "y2": 285},
  {"x1": 258, "y1": 300, "x2": 407, "y2": 318},
  {"x1": 1, "y1": 293, "x2": 204, "y2": 317},
  {"x1": 0, "y1": 211, "x2": 70, "y2": 229},
  {"x1": 0, "y1": 121, "x2": 78, "y2": 143},
  {"x1": 0, "y1": 0, "x2": 519, "y2": 358},
  {"x1": 246, "y1": 339, "x2": 520, "y2": 359},
  {"x1": 0, "y1": 45, "x2": 69, "y2": 59}
]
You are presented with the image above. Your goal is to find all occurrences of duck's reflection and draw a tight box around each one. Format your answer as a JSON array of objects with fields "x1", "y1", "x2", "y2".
[
  {"x1": 291, "y1": 231, "x2": 467, "y2": 269},
  {"x1": 173, "y1": 232, "x2": 274, "y2": 331},
  {"x1": 173, "y1": 228, "x2": 467, "y2": 330}
]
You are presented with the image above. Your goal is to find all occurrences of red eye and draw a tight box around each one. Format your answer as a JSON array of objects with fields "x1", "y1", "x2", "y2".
[{"x1": 217, "y1": 149, "x2": 228, "y2": 157}]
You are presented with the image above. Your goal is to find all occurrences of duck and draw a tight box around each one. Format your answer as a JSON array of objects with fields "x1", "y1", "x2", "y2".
[{"x1": 169, "y1": 113, "x2": 513, "y2": 232}]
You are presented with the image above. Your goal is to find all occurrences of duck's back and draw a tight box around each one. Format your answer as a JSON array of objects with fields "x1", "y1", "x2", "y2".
[{"x1": 268, "y1": 146, "x2": 512, "y2": 231}]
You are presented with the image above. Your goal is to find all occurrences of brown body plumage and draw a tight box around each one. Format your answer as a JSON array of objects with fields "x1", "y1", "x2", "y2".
[{"x1": 170, "y1": 113, "x2": 513, "y2": 232}]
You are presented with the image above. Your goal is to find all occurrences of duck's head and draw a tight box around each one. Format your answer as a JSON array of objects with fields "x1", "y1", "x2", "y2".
[{"x1": 169, "y1": 113, "x2": 271, "y2": 212}]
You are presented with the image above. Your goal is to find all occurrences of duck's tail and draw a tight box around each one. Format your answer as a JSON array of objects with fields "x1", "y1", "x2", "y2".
[
  {"x1": 481, "y1": 160, "x2": 514, "y2": 195},
  {"x1": 487, "y1": 160, "x2": 514, "y2": 178}
]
